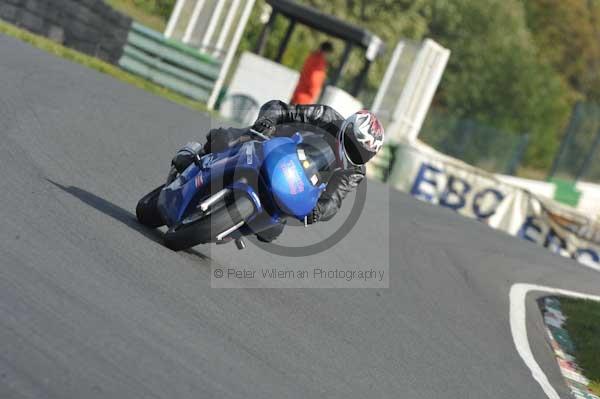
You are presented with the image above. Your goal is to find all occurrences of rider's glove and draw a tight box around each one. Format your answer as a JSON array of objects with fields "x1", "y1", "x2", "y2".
[
  {"x1": 306, "y1": 207, "x2": 320, "y2": 225},
  {"x1": 172, "y1": 142, "x2": 204, "y2": 173},
  {"x1": 252, "y1": 118, "x2": 276, "y2": 136}
]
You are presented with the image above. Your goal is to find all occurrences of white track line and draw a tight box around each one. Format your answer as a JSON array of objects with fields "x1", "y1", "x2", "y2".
[{"x1": 510, "y1": 283, "x2": 600, "y2": 399}]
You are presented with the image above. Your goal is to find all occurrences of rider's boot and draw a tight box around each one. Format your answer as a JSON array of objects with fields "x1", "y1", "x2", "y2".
[{"x1": 255, "y1": 222, "x2": 285, "y2": 243}]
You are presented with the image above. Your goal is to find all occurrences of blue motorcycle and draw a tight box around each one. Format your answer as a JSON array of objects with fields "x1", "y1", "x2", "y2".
[{"x1": 136, "y1": 129, "x2": 336, "y2": 250}]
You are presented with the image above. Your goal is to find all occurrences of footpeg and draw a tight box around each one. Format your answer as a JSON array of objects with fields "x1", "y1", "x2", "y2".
[{"x1": 235, "y1": 238, "x2": 246, "y2": 250}]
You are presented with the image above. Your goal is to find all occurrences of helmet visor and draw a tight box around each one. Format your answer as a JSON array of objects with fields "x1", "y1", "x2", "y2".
[{"x1": 342, "y1": 124, "x2": 376, "y2": 166}]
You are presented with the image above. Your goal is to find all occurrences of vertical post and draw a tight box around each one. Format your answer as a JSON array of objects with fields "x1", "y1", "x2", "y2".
[
  {"x1": 214, "y1": 0, "x2": 241, "y2": 57},
  {"x1": 548, "y1": 102, "x2": 581, "y2": 179},
  {"x1": 350, "y1": 59, "x2": 371, "y2": 97},
  {"x1": 183, "y1": 0, "x2": 207, "y2": 43},
  {"x1": 506, "y1": 134, "x2": 530, "y2": 175},
  {"x1": 164, "y1": 0, "x2": 188, "y2": 38},
  {"x1": 371, "y1": 41, "x2": 404, "y2": 114},
  {"x1": 207, "y1": 0, "x2": 256, "y2": 109},
  {"x1": 255, "y1": 11, "x2": 276, "y2": 55},
  {"x1": 576, "y1": 126, "x2": 600, "y2": 180},
  {"x1": 201, "y1": 0, "x2": 227, "y2": 52},
  {"x1": 329, "y1": 42, "x2": 352, "y2": 87},
  {"x1": 274, "y1": 19, "x2": 296, "y2": 63}
]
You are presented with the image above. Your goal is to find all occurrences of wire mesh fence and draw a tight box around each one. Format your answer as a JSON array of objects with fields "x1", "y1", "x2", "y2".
[
  {"x1": 418, "y1": 109, "x2": 529, "y2": 175},
  {"x1": 548, "y1": 102, "x2": 600, "y2": 183}
]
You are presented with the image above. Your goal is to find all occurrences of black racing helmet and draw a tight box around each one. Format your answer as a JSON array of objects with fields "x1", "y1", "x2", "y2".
[{"x1": 337, "y1": 110, "x2": 385, "y2": 165}]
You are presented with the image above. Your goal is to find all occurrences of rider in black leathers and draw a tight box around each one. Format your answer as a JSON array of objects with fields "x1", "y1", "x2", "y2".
[{"x1": 171, "y1": 100, "x2": 384, "y2": 242}]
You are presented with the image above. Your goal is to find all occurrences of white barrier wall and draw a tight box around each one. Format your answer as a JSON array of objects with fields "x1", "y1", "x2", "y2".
[
  {"x1": 320, "y1": 86, "x2": 363, "y2": 118},
  {"x1": 219, "y1": 52, "x2": 299, "y2": 123},
  {"x1": 495, "y1": 175, "x2": 555, "y2": 199},
  {"x1": 575, "y1": 181, "x2": 600, "y2": 219},
  {"x1": 383, "y1": 140, "x2": 600, "y2": 271}
]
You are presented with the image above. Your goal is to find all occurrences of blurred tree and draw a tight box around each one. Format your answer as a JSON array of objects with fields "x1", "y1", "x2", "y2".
[
  {"x1": 422, "y1": 0, "x2": 570, "y2": 168},
  {"x1": 155, "y1": 0, "x2": 176, "y2": 19},
  {"x1": 523, "y1": 0, "x2": 600, "y2": 103}
]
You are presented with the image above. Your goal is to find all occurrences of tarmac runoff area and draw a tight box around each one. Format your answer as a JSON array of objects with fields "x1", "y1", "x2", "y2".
[{"x1": 2, "y1": 33, "x2": 600, "y2": 398}]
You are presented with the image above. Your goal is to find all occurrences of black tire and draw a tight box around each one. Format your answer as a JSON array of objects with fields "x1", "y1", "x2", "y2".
[
  {"x1": 164, "y1": 193, "x2": 255, "y2": 251},
  {"x1": 136, "y1": 185, "x2": 165, "y2": 228}
]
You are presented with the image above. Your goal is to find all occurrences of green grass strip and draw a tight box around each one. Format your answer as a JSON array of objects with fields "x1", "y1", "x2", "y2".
[
  {"x1": 0, "y1": 19, "x2": 209, "y2": 113},
  {"x1": 560, "y1": 297, "x2": 600, "y2": 395}
]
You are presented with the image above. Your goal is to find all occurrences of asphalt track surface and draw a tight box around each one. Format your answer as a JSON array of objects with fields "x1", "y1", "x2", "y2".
[{"x1": 2, "y1": 34, "x2": 600, "y2": 399}]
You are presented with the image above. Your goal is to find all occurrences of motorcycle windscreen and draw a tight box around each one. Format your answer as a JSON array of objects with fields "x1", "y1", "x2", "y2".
[{"x1": 296, "y1": 134, "x2": 336, "y2": 185}]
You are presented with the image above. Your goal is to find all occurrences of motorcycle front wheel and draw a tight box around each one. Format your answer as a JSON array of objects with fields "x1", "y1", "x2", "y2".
[
  {"x1": 164, "y1": 193, "x2": 255, "y2": 251},
  {"x1": 136, "y1": 185, "x2": 165, "y2": 228}
]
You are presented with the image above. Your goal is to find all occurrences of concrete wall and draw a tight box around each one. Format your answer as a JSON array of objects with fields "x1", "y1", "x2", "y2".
[{"x1": 0, "y1": 0, "x2": 131, "y2": 63}]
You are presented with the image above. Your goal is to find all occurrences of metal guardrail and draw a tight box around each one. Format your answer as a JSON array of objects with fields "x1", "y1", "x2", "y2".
[
  {"x1": 118, "y1": 22, "x2": 221, "y2": 102},
  {"x1": 548, "y1": 102, "x2": 600, "y2": 184},
  {"x1": 419, "y1": 110, "x2": 530, "y2": 175}
]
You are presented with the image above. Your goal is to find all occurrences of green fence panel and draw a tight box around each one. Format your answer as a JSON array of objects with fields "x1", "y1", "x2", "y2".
[
  {"x1": 118, "y1": 22, "x2": 221, "y2": 103},
  {"x1": 126, "y1": 31, "x2": 221, "y2": 81},
  {"x1": 120, "y1": 56, "x2": 211, "y2": 101},
  {"x1": 122, "y1": 46, "x2": 215, "y2": 91},
  {"x1": 130, "y1": 22, "x2": 220, "y2": 66}
]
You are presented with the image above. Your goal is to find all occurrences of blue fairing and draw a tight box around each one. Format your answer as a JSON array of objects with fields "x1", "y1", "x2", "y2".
[
  {"x1": 262, "y1": 136, "x2": 323, "y2": 218},
  {"x1": 157, "y1": 163, "x2": 205, "y2": 226},
  {"x1": 157, "y1": 132, "x2": 326, "y2": 231}
]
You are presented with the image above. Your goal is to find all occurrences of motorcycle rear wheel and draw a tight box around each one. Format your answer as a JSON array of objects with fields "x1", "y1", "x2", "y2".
[{"x1": 164, "y1": 193, "x2": 255, "y2": 251}]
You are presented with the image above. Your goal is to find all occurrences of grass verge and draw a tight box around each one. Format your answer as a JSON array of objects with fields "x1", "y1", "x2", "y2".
[
  {"x1": 0, "y1": 19, "x2": 208, "y2": 113},
  {"x1": 560, "y1": 298, "x2": 600, "y2": 395},
  {"x1": 104, "y1": 0, "x2": 167, "y2": 32},
  {"x1": 591, "y1": 381, "x2": 600, "y2": 396}
]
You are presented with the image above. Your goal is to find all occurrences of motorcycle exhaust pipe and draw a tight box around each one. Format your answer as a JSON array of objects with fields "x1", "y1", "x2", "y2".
[
  {"x1": 199, "y1": 188, "x2": 231, "y2": 212},
  {"x1": 216, "y1": 220, "x2": 245, "y2": 241}
]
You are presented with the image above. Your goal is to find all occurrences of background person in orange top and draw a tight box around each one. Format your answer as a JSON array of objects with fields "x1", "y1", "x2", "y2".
[{"x1": 291, "y1": 41, "x2": 334, "y2": 105}]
